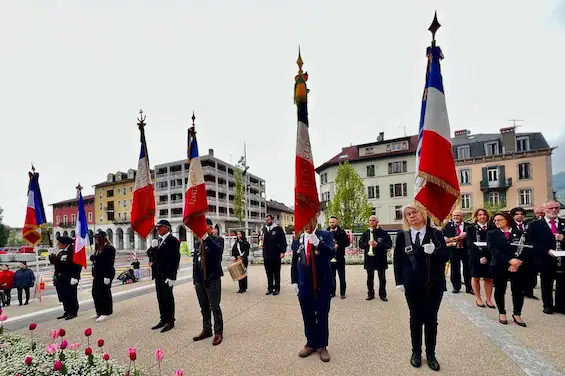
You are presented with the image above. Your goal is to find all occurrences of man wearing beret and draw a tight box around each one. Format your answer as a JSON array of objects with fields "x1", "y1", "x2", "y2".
[
  {"x1": 52, "y1": 236, "x2": 82, "y2": 320},
  {"x1": 193, "y1": 218, "x2": 225, "y2": 346},
  {"x1": 149, "y1": 220, "x2": 181, "y2": 333}
]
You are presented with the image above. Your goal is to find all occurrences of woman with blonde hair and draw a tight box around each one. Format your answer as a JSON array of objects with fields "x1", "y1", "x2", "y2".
[
  {"x1": 466, "y1": 208, "x2": 496, "y2": 308},
  {"x1": 394, "y1": 203, "x2": 449, "y2": 372}
]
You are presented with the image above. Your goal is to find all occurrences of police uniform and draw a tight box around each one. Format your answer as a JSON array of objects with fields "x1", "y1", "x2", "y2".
[
  {"x1": 53, "y1": 236, "x2": 82, "y2": 320},
  {"x1": 291, "y1": 230, "x2": 335, "y2": 362},
  {"x1": 90, "y1": 229, "x2": 116, "y2": 321}
]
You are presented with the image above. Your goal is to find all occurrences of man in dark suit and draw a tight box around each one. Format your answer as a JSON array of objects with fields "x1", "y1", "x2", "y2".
[
  {"x1": 327, "y1": 216, "x2": 350, "y2": 299},
  {"x1": 291, "y1": 223, "x2": 335, "y2": 362},
  {"x1": 52, "y1": 236, "x2": 82, "y2": 320},
  {"x1": 149, "y1": 220, "x2": 181, "y2": 333},
  {"x1": 526, "y1": 200, "x2": 565, "y2": 314},
  {"x1": 359, "y1": 216, "x2": 392, "y2": 301},
  {"x1": 443, "y1": 210, "x2": 472, "y2": 294},
  {"x1": 192, "y1": 218, "x2": 225, "y2": 346},
  {"x1": 511, "y1": 207, "x2": 539, "y2": 300},
  {"x1": 262, "y1": 214, "x2": 288, "y2": 295}
]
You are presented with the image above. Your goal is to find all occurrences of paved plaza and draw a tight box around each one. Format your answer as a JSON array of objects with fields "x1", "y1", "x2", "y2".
[{"x1": 4, "y1": 264, "x2": 565, "y2": 376}]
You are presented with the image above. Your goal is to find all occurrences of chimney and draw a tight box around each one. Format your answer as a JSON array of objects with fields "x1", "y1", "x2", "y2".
[
  {"x1": 500, "y1": 126, "x2": 516, "y2": 153},
  {"x1": 208, "y1": 148, "x2": 214, "y2": 156},
  {"x1": 377, "y1": 132, "x2": 384, "y2": 142},
  {"x1": 454, "y1": 129, "x2": 470, "y2": 137}
]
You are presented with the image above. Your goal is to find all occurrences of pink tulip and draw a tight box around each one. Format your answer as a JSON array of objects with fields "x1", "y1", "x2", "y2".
[
  {"x1": 175, "y1": 370, "x2": 185, "y2": 376},
  {"x1": 70, "y1": 343, "x2": 80, "y2": 350},
  {"x1": 24, "y1": 356, "x2": 33, "y2": 366},
  {"x1": 50, "y1": 330, "x2": 59, "y2": 340},
  {"x1": 154, "y1": 349, "x2": 164, "y2": 362},
  {"x1": 54, "y1": 360, "x2": 62, "y2": 371},
  {"x1": 0, "y1": 315, "x2": 7, "y2": 322},
  {"x1": 46, "y1": 344, "x2": 58, "y2": 354}
]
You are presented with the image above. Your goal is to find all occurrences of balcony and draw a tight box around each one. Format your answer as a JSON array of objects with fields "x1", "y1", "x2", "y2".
[
  {"x1": 157, "y1": 201, "x2": 168, "y2": 206},
  {"x1": 169, "y1": 186, "x2": 184, "y2": 193},
  {"x1": 59, "y1": 222, "x2": 76, "y2": 229},
  {"x1": 103, "y1": 207, "x2": 115, "y2": 212},
  {"x1": 480, "y1": 178, "x2": 513, "y2": 191}
]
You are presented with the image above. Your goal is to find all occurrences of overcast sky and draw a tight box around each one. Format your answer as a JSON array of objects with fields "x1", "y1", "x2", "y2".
[{"x1": 1, "y1": 0, "x2": 564, "y2": 227}]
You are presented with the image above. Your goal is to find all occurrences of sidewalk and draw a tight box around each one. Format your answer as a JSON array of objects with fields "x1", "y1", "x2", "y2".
[{"x1": 7, "y1": 265, "x2": 565, "y2": 376}]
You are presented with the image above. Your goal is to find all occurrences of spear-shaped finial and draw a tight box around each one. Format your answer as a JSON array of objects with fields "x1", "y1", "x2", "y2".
[
  {"x1": 428, "y1": 11, "x2": 441, "y2": 43},
  {"x1": 191, "y1": 111, "x2": 196, "y2": 127},
  {"x1": 31, "y1": 164, "x2": 36, "y2": 173},
  {"x1": 76, "y1": 183, "x2": 83, "y2": 191},
  {"x1": 297, "y1": 45, "x2": 304, "y2": 73},
  {"x1": 137, "y1": 109, "x2": 146, "y2": 130}
]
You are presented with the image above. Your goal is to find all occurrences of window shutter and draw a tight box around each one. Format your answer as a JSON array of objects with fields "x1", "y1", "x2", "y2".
[
  {"x1": 402, "y1": 160, "x2": 407, "y2": 172},
  {"x1": 402, "y1": 183, "x2": 407, "y2": 196},
  {"x1": 376, "y1": 186, "x2": 380, "y2": 199},
  {"x1": 388, "y1": 163, "x2": 392, "y2": 174},
  {"x1": 499, "y1": 165, "x2": 506, "y2": 184},
  {"x1": 389, "y1": 184, "x2": 394, "y2": 198}
]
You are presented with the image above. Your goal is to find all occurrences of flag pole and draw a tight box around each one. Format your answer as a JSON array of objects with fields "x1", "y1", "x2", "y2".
[{"x1": 138, "y1": 109, "x2": 150, "y2": 168}]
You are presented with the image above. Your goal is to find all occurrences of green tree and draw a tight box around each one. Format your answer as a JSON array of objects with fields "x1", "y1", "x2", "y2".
[
  {"x1": 0, "y1": 207, "x2": 8, "y2": 247},
  {"x1": 7, "y1": 230, "x2": 25, "y2": 246},
  {"x1": 326, "y1": 161, "x2": 372, "y2": 232},
  {"x1": 483, "y1": 202, "x2": 506, "y2": 216},
  {"x1": 233, "y1": 167, "x2": 246, "y2": 226},
  {"x1": 284, "y1": 224, "x2": 295, "y2": 234},
  {"x1": 40, "y1": 222, "x2": 53, "y2": 246}
]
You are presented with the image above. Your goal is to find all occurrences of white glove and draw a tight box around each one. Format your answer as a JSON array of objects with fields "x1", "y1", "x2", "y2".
[
  {"x1": 396, "y1": 284, "x2": 405, "y2": 292},
  {"x1": 292, "y1": 283, "x2": 299, "y2": 294},
  {"x1": 165, "y1": 278, "x2": 176, "y2": 287},
  {"x1": 308, "y1": 233, "x2": 320, "y2": 247},
  {"x1": 549, "y1": 249, "x2": 557, "y2": 258},
  {"x1": 423, "y1": 243, "x2": 435, "y2": 255},
  {"x1": 202, "y1": 233, "x2": 209, "y2": 241},
  {"x1": 151, "y1": 239, "x2": 158, "y2": 248},
  {"x1": 103, "y1": 278, "x2": 111, "y2": 285},
  {"x1": 70, "y1": 278, "x2": 79, "y2": 286}
]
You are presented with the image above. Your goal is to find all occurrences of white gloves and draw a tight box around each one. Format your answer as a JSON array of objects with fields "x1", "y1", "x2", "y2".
[
  {"x1": 151, "y1": 239, "x2": 158, "y2": 248},
  {"x1": 103, "y1": 278, "x2": 111, "y2": 285},
  {"x1": 549, "y1": 249, "x2": 558, "y2": 258},
  {"x1": 70, "y1": 278, "x2": 79, "y2": 286},
  {"x1": 396, "y1": 285, "x2": 405, "y2": 292},
  {"x1": 165, "y1": 278, "x2": 176, "y2": 287},
  {"x1": 308, "y1": 233, "x2": 320, "y2": 247},
  {"x1": 292, "y1": 283, "x2": 299, "y2": 294},
  {"x1": 423, "y1": 243, "x2": 435, "y2": 255},
  {"x1": 480, "y1": 257, "x2": 487, "y2": 265},
  {"x1": 202, "y1": 233, "x2": 209, "y2": 241}
]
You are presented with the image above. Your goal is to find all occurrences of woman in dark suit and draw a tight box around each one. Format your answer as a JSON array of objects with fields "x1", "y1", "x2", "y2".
[
  {"x1": 467, "y1": 208, "x2": 496, "y2": 309},
  {"x1": 231, "y1": 231, "x2": 250, "y2": 293},
  {"x1": 394, "y1": 204, "x2": 449, "y2": 372},
  {"x1": 90, "y1": 230, "x2": 116, "y2": 322},
  {"x1": 487, "y1": 212, "x2": 527, "y2": 327}
]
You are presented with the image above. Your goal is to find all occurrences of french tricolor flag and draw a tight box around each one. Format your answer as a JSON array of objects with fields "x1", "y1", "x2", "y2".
[
  {"x1": 73, "y1": 188, "x2": 89, "y2": 269},
  {"x1": 131, "y1": 128, "x2": 156, "y2": 239},
  {"x1": 22, "y1": 170, "x2": 47, "y2": 246},
  {"x1": 182, "y1": 121, "x2": 208, "y2": 239},
  {"x1": 415, "y1": 35, "x2": 460, "y2": 225}
]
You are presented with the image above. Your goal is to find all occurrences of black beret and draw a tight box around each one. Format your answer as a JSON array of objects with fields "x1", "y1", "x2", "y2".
[
  {"x1": 510, "y1": 207, "x2": 525, "y2": 216},
  {"x1": 206, "y1": 218, "x2": 213, "y2": 226},
  {"x1": 57, "y1": 236, "x2": 74, "y2": 246},
  {"x1": 94, "y1": 229, "x2": 107, "y2": 237},
  {"x1": 156, "y1": 219, "x2": 171, "y2": 228}
]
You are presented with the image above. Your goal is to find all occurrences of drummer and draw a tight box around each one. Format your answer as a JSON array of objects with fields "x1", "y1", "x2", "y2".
[{"x1": 231, "y1": 230, "x2": 250, "y2": 293}]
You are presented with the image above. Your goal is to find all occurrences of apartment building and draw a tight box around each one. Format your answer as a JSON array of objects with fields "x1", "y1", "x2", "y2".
[
  {"x1": 154, "y1": 148, "x2": 267, "y2": 244},
  {"x1": 51, "y1": 194, "x2": 95, "y2": 241}
]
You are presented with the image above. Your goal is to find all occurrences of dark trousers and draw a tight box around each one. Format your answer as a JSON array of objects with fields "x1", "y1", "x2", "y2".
[
  {"x1": 195, "y1": 279, "x2": 223, "y2": 334},
  {"x1": 54, "y1": 282, "x2": 63, "y2": 303},
  {"x1": 331, "y1": 261, "x2": 346, "y2": 297},
  {"x1": 522, "y1": 259, "x2": 538, "y2": 296},
  {"x1": 155, "y1": 278, "x2": 175, "y2": 324},
  {"x1": 60, "y1": 283, "x2": 79, "y2": 315},
  {"x1": 540, "y1": 267, "x2": 565, "y2": 310},
  {"x1": 299, "y1": 293, "x2": 331, "y2": 349},
  {"x1": 1, "y1": 288, "x2": 11, "y2": 305},
  {"x1": 450, "y1": 249, "x2": 471, "y2": 291},
  {"x1": 264, "y1": 259, "x2": 281, "y2": 292},
  {"x1": 238, "y1": 259, "x2": 248, "y2": 292},
  {"x1": 493, "y1": 270, "x2": 524, "y2": 315},
  {"x1": 367, "y1": 268, "x2": 386, "y2": 298},
  {"x1": 92, "y1": 278, "x2": 113, "y2": 316},
  {"x1": 17, "y1": 287, "x2": 30, "y2": 304},
  {"x1": 405, "y1": 289, "x2": 443, "y2": 357}
]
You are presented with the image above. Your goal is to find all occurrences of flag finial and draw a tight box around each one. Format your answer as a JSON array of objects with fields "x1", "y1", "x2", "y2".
[
  {"x1": 294, "y1": 47, "x2": 309, "y2": 104},
  {"x1": 297, "y1": 45, "x2": 304, "y2": 73},
  {"x1": 428, "y1": 11, "x2": 441, "y2": 43},
  {"x1": 137, "y1": 109, "x2": 146, "y2": 130},
  {"x1": 31, "y1": 164, "x2": 36, "y2": 173},
  {"x1": 76, "y1": 183, "x2": 83, "y2": 191},
  {"x1": 191, "y1": 111, "x2": 196, "y2": 127}
]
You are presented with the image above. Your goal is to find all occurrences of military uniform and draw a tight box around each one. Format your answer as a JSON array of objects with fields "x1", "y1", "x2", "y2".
[
  {"x1": 91, "y1": 230, "x2": 116, "y2": 321},
  {"x1": 53, "y1": 236, "x2": 82, "y2": 320},
  {"x1": 262, "y1": 224, "x2": 287, "y2": 295}
]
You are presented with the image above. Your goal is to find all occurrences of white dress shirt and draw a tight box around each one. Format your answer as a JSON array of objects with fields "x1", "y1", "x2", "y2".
[{"x1": 410, "y1": 227, "x2": 426, "y2": 244}]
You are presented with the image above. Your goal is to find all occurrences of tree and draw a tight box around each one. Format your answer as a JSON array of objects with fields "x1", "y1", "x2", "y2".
[
  {"x1": 39, "y1": 222, "x2": 53, "y2": 246},
  {"x1": 233, "y1": 167, "x2": 246, "y2": 226},
  {"x1": 0, "y1": 207, "x2": 8, "y2": 247},
  {"x1": 326, "y1": 161, "x2": 372, "y2": 232},
  {"x1": 284, "y1": 224, "x2": 295, "y2": 234},
  {"x1": 483, "y1": 202, "x2": 507, "y2": 216}
]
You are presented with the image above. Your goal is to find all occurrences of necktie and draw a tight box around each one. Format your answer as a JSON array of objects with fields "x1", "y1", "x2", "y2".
[
  {"x1": 482, "y1": 225, "x2": 486, "y2": 231},
  {"x1": 550, "y1": 220, "x2": 558, "y2": 235},
  {"x1": 306, "y1": 238, "x2": 312, "y2": 267},
  {"x1": 504, "y1": 232, "x2": 510, "y2": 240},
  {"x1": 518, "y1": 223, "x2": 524, "y2": 231},
  {"x1": 455, "y1": 224, "x2": 463, "y2": 247},
  {"x1": 158, "y1": 238, "x2": 163, "y2": 247},
  {"x1": 414, "y1": 232, "x2": 421, "y2": 248},
  {"x1": 456, "y1": 224, "x2": 461, "y2": 235}
]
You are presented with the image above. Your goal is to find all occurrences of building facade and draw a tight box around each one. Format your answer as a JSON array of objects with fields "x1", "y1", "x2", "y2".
[
  {"x1": 453, "y1": 127, "x2": 554, "y2": 214},
  {"x1": 154, "y1": 148, "x2": 267, "y2": 246},
  {"x1": 316, "y1": 134, "x2": 418, "y2": 229},
  {"x1": 266, "y1": 199, "x2": 294, "y2": 231},
  {"x1": 51, "y1": 195, "x2": 95, "y2": 241}
]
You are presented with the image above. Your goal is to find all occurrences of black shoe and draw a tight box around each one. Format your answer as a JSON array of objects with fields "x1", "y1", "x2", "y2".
[
  {"x1": 65, "y1": 314, "x2": 77, "y2": 320},
  {"x1": 160, "y1": 323, "x2": 174, "y2": 333},
  {"x1": 151, "y1": 322, "x2": 166, "y2": 330},
  {"x1": 56, "y1": 314, "x2": 67, "y2": 320},
  {"x1": 273, "y1": 291, "x2": 280, "y2": 296},
  {"x1": 193, "y1": 329, "x2": 213, "y2": 341},
  {"x1": 452, "y1": 289, "x2": 460, "y2": 293},
  {"x1": 427, "y1": 355, "x2": 440, "y2": 371},
  {"x1": 366, "y1": 296, "x2": 374, "y2": 301},
  {"x1": 237, "y1": 290, "x2": 243, "y2": 293},
  {"x1": 19, "y1": 302, "x2": 22, "y2": 306},
  {"x1": 265, "y1": 291, "x2": 273, "y2": 295},
  {"x1": 466, "y1": 290, "x2": 474, "y2": 295},
  {"x1": 410, "y1": 352, "x2": 421, "y2": 368},
  {"x1": 24, "y1": 301, "x2": 29, "y2": 305},
  {"x1": 512, "y1": 315, "x2": 527, "y2": 327},
  {"x1": 340, "y1": 295, "x2": 346, "y2": 299},
  {"x1": 380, "y1": 296, "x2": 388, "y2": 302},
  {"x1": 526, "y1": 294, "x2": 539, "y2": 300},
  {"x1": 543, "y1": 308, "x2": 554, "y2": 315}
]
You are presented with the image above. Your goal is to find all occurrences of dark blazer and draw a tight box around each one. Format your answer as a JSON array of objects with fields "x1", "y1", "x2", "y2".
[
  {"x1": 151, "y1": 234, "x2": 181, "y2": 281},
  {"x1": 326, "y1": 226, "x2": 350, "y2": 262},
  {"x1": 393, "y1": 227, "x2": 448, "y2": 295},
  {"x1": 53, "y1": 246, "x2": 82, "y2": 283},
  {"x1": 193, "y1": 235, "x2": 224, "y2": 283},
  {"x1": 262, "y1": 225, "x2": 287, "y2": 261},
  {"x1": 526, "y1": 218, "x2": 565, "y2": 270},
  {"x1": 359, "y1": 228, "x2": 392, "y2": 270},
  {"x1": 90, "y1": 244, "x2": 116, "y2": 281},
  {"x1": 467, "y1": 222, "x2": 496, "y2": 260},
  {"x1": 231, "y1": 239, "x2": 250, "y2": 265},
  {"x1": 291, "y1": 230, "x2": 335, "y2": 298},
  {"x1": 443, "y1": 221, "x2": 471, "y2": 251},
  {"x1": 486, "y1": 228, "x2": 523, "y2": 274}
]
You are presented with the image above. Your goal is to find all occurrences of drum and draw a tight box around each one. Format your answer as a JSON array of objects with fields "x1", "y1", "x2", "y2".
[
  {"x1": 228, "y1": 259, "x2": 247, "y2": 281},
  {"x1": 444, "y1": 261, "x2": 450, "y2": 276}
]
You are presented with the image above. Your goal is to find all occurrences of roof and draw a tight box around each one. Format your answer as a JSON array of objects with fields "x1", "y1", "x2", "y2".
[
  {"x1": 50, "y1": 194, "x2": 95, "y2": 207},
  {"x1": 266, "y1": 199, "x2": 294, "y2": 214},
  {"x1": 451, "y1": 131, "x2": 551, "y2": 158},
  {"x1": 315, "y1": 135, "x2": 418, "y2": 172}
]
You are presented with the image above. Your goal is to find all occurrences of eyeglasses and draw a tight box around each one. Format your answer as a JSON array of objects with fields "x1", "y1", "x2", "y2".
[{"x1": 546, "y1": 206, "x2": 560, "y2": 210}]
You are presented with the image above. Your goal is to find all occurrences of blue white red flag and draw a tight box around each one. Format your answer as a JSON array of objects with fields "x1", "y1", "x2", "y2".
[
  {"x1": 73, "y1": 188, "x2": 89, "y2": 268},
  {"x1": 182, "y1": 125, "x2": 208, "y2": 238},
  {"x1": 22, "y1": 169, "x2": 47, "y2": 246},
  {"x1": 131, "y1": 128, "x2": 156, "y2": 238}
]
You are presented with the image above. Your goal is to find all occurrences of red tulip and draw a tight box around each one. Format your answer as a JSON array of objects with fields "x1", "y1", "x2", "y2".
[
  {"x1": 28, "y1": 323, "x2": 37, "y2": 331},
  {"x1": 24, "y1": 356, "x2": 33, "y2": 366},
  {"x1": 85, "y1": 347, "x2": 93, "y2": 356},
  {"x1": 97, "y1": 339, "x2": 104, "y2": 347},
  {"x1": 54, "y1": 360, "x2": 62, "y2": 371},
  {"x1": 84, "y1": 328, "x2": 92, "y2": 337},
  {"x1": 58, "y1": 328, "x2": 66, "y2": 337},
  {"x1": 128, "y1": 347, "x2": 137, "y2": 361},
  {"x1": 60, "y1": 340, "x2": 68, "y2": 350},
  {"x1": 103, "y1": 353, "x2": 110, "y2": 361}
]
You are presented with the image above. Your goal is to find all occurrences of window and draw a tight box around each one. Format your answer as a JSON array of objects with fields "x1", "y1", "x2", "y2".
[
  {"x1": 320, "y1": 173, "x2": 328, "y2": 184},
  {"x1": 130, "y1": 187, "x2": 133, "y2": 192},
  {"x1": 516, "y1": 137, "x2": 530, "y2": 152},
  {"x1": 518, "y1": 163, "x2": 531, "y2": 180},
  {"x1": 123, "y1": 200, "x2": 127, "y2": 207},
  {"x1": 461, "y1": 194, "x2": 472, "y2": 209},
  {"x1": 390, "y1": 142, "x2": 405, "y2": 151},
  {"x1": 371, "y1": 207, "x2": 376, "y2": 215},
  {"x1": 118, "y1": 213, "x2": 122, "y2": 220},
  {"x1": 107, "y1": 190, "x2": 114, "y2": 198},
  {"x1": 56, "y1": 215, "x2": 60, "y2": 225},
  {"x1": 459, "y1": 169, "x2": 471, "y2": 185},
  {"x1": 388, "y1": 161, "x2": 408, "y2": 174},
  {"x1": 366, "y1": 165, "x2": 375, "y2": 177},
  {"x1": 394, "y1": 205, "x2": 403, "y2": 220},
  {"x1": 519, "y1": 189, "x2": 532, "y2": 206},
  {"x1": 488, "y1": 192, "x2": 500, "y2": 206},
  {"x1": 99, "y1": 203, "x2": 103, "y2": 210},
  {"x1": 88, "y1": 212, "x2": 92, "y2": 222},
  {"x1": 485, "y1": 142, "x2": 499, "y2": 156},
  {"x1": 365, "y1": 147, "x2": 375, "y2": 155},
  {"x1": 457, "y1": 146, "x2": 470, "y2": 159},
  {"x1": 63, "y1": 215, "x2": 68, "y2": 224},
  {"x1": 487, "y1": 167, "x2": 498, "y2": 182},
  {"x1": 368, "y1": 186, "x2": 376, "y2": 199},
  {"x1": 118, "y1": 201, "x2": 121, "y2": 207},
  {"x1": 71, "y1": 214, "x2": 76, "y2": 223},
  {"x1": 389, "y1": 183, "x2": 408, "y2": 198}
]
